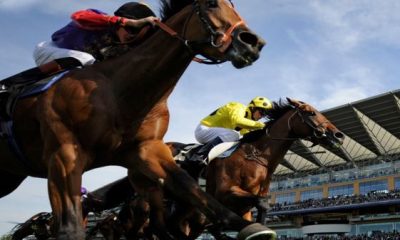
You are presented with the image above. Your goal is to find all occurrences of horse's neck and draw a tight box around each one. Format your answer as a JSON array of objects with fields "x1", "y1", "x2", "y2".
[
  {"x1": 259, "y1": 111, "x2": 297, "y2": 170},
  {"x1": 98, "y1": 8, "x2": 194, "y2": 118}
]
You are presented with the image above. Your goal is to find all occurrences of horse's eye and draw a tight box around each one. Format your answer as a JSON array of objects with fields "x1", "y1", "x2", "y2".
[{"x1": 309, "y1": 111, "x2": 316, "y2": 116}]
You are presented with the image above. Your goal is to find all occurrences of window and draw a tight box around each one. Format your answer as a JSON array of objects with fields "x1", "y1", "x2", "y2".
[
  {"x1": 359, "y1": 180, "x2": 388, "y2": 195},
  {"x1": 275, "y1": 192, "x2": 296, "y2": 204},
  {"x1": 300, "y1": 189, "x2": 323, "y2": 201},
  {"x1": 329, "y1": 184, "x2": 354, "y2": 197}
]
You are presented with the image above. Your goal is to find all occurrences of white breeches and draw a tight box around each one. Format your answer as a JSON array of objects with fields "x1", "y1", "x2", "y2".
[
  {"x1": 195, "y1": 124, "x2": 241, "y2": 144},
  {"x1": 33, "y1": 41, "x2": 96, "y2": 66}
]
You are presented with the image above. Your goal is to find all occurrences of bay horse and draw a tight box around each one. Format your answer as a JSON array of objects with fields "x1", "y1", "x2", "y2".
[
  {"x1": 0, "y1": 0, "x2": 270, "y2": 239},
  {"x1": 167, "y1": 98, "x2": 345, "y2": 238}
]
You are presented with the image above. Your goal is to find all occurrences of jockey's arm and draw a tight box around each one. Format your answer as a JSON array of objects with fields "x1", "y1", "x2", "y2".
[
  {"x1": 230, "y1": 108, "x2": 265, "y2": 131},
  {"x1": 72, "y1": 9, "x2": 159, "y2": 30},
  {"x1": 123, "y1": 16, "x2": 159, "y2": 28},
  {"x1": 71, "y1": 9, "x2": 124, "y2": 30}
]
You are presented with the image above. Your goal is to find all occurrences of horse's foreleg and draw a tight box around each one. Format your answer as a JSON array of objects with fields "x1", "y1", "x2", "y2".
[
  {"x1": 47, "y1": 143, "x2": 86, "y2": 240},
  {"x1": 221, "y1": 186, "x2": 260, "y2": 207},
  {"x1": 133, "y1": 140, "x2": 251, "y2": 232},
  {"x1": 216, "y1": 186, "x2": 263, "y2": 221}
]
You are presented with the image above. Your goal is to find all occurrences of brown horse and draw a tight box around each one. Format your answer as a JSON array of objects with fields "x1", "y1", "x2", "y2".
[
  {"x1": 168, "y1": 98, "x2": 345, "y2": 238},
  {"x1": 0, "y1": 0, "x2": 269, "y2": 239},
  {"x1": 83, "y1": 98, "x2": 345, "y2": 239}
]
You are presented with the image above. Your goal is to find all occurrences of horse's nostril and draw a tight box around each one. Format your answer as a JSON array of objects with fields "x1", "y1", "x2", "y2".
[
  {"x1": 238, "y1": 31, "x2": 259, "y2": 48},
  {"x1": 334, "y1": 131, "x2": 345, "y2": 140}
]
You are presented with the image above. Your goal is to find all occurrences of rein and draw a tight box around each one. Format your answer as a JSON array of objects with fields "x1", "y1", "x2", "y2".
[
  {"x1": 265, "y1": 110, "x2": 300, "y2": 141},
  {"x1": 154, "y1": 0, "x2": 245, "y2": 64}
]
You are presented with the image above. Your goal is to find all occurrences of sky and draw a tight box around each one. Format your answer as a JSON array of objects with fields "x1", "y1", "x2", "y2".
[{"x1": 0, "y1": 0, "x2": 399, "y2": 235}]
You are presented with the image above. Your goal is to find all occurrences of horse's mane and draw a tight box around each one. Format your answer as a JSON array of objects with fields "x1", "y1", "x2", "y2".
[
  {"x1": 160, "y1": 0, "x2": 194, "y2": 21},
  {"x1": 240, "y1": 99, "x2": 294, "y2": 143},
  {"x1": 267, "y1": 98, "x2": 294, "y2": 121}
]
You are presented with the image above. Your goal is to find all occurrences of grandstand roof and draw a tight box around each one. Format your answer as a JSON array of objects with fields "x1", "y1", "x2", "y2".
[{"x1": 275, "y1": 89, "x2": 400, "y2": 176}]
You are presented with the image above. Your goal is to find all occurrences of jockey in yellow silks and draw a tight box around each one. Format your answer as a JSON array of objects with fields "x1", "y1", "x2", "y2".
[{"x1": 191, "y1": 97, "x2": 273, "y2": 162}]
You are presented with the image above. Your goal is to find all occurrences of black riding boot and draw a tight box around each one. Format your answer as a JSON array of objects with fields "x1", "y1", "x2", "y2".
[
  {"x1": 189, "y1": 137, "x2": 223, "y2": 164},
  {"x1": 1, "y1": 57, "x2": 82, "y2": 87}
]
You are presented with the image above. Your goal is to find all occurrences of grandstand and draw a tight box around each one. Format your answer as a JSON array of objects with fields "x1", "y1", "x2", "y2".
[{"x1": 268, "y1": 90, "x2": 400, "y2": 239}]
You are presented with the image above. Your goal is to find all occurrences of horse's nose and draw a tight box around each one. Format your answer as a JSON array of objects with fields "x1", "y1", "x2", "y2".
[{"x1": 237, "y1": 30, "x2": 266, "y2": 51}]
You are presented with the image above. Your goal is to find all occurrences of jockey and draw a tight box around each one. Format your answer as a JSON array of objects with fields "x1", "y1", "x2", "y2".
[
  {"x1": 0, "y1": 3, "x2": 159, "y2": 119},
  {"x1": 191, "y1": 97, "x2": 273, "y2": 162},
  {"x1": 33, "y1": 2, "x2": 159, "y2": 66}
]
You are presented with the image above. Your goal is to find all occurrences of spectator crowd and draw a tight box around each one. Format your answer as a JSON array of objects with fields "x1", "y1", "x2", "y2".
[{"x1": 270, "y1": 190, "x2": 400, "y2": 212}]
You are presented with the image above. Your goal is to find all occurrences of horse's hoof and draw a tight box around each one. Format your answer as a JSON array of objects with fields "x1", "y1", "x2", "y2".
[{"x1": 237, "y1": 223, "x2": 277, "y2": 240}]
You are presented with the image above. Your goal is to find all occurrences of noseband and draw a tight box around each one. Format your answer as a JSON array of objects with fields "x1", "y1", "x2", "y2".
[
  {"x1": 155, "y1": 0, "x2": 245, "y2": 64},
  {"x1": 193, "y1": 0, "x2": 245, "y2": 52}
]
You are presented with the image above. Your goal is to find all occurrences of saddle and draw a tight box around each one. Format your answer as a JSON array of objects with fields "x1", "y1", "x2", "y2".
[
  {"x1": 0, "y1": 57, "x2": 82, "y2": 121},
  {"x1": 0, "y1": 57, "x2": 82, "y2": 138}
]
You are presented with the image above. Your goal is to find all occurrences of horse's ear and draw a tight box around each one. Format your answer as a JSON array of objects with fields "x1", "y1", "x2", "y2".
[{"x1": 287, "y1": 97, "x2": 302, "y2": 107}]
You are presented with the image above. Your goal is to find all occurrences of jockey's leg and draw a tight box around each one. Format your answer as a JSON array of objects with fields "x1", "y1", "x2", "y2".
[
  {"x1": 1, "y1": 57, "x2": 82, "y2": 88},
  {"x1": 33, "y1": 41, "x2": 95, "y2": 66},
  {"x1": 46, "y1": 141, "x2": 86, "y2": 240}
]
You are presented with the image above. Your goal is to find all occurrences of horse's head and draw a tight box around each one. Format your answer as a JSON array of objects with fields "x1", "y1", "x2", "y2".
[
  {"x1": 161, "y1": 0, "x2": 265, "y2": 68},
  {"x1": 286, "y1": 98, "x2": 345, "y2": 149}
]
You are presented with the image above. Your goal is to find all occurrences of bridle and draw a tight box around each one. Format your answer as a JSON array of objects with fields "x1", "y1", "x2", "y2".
[
  {"x1": 155, "y1": 0, "x2": 245, "y2": 64},
  {"x1": 267, "y1": 106, "x2": 331, "y2": 144},
  {"x1": 288, "y1": 107, "x2": 331, "y2": 140}
]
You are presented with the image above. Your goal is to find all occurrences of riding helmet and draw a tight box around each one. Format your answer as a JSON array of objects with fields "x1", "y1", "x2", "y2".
[{"x1": 114, "y1": 2, "x2": 156, "y2": 19}]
